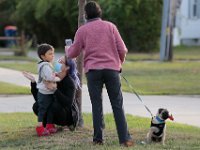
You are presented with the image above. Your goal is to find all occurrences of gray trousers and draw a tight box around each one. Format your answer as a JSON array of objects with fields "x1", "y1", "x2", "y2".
[{"x1": 86, "y1": 69, "x2": 132, "y2": 144}]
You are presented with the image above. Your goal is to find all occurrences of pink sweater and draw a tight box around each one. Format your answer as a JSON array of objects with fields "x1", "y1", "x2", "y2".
[{"x1": 66, "y1": 18, "x2": 128, "y2": 73}]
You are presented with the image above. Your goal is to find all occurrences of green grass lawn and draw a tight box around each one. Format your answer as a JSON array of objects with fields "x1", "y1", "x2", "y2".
[
  {"x1": 0, "y1": 47, "x2": 200, "y2": 149},
  {"x1": 121, "y1": 61, "x2": 200, "y2": 95},
  {"x1": 0, "y1": 46, "x2": 200, "y2": 95},
  {"x1": 0, "y1": 54, "x2": 36, "y2": 61},
  {"x1": 1, "y1": 60, "x2": 199, "y2": 95},
  {"x1": 0, "y1": 61, "x2": 37, "y2": 74},
  {"x1": 0, "y1": 113, "x2": 199, "y2": 150},
  {"x1": 0, "y1": 81, "x2": 31, "y2": 94},
  {"x1": 126, "y1": 46, "x2": 200, "y2": 61}
]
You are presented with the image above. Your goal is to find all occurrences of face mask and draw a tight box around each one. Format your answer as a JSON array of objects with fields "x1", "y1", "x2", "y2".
[{"x1": 54, "y1": 61, "x2": 62, "y2": 73}]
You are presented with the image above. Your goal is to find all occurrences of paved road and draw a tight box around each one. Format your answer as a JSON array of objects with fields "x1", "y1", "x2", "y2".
[{"x1": 0, "y1": 66, "x2": 199, "y2": 128}]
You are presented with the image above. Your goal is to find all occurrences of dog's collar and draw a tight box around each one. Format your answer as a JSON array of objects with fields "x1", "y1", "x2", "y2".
[{"x1": 156, "y1": 116, "x2": 164, "y2": 123}]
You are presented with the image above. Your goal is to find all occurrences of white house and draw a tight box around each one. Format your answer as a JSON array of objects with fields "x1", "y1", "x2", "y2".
[{"x1": 174, "y1": 0, "x2": 200, "y2": 46}]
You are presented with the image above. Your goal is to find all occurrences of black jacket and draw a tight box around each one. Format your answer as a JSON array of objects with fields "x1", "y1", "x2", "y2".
[{"x1": 32, "y1": 75, "x2": 79, "y2": 127}]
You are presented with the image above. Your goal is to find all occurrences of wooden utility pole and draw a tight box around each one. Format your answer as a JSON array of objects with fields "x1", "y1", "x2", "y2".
[
  {"x1": 168, "y1": 0, "x2": 177, "y2": 60},
  {"x1": 76, "y1": 0, "x2": 86, "y2": 127},
  {"x1": 160, "y1": 0, "x2": 169, "y2": 61},
  {"x1": 160, "y1": 0, "x2": 178, "y2": 61}
]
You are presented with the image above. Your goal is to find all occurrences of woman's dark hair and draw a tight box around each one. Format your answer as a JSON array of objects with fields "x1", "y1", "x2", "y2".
[
  {"x1": 37, "y1": 43, "x2": 54, "y2": 60},
  {"x1": 84, "y1": 1, "x2": 102, "y2": 20}
]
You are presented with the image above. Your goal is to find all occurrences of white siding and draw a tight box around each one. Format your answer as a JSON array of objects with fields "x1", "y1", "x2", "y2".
[{"x1": 177, "y1": 0, "x2": 200, "y2": 39}]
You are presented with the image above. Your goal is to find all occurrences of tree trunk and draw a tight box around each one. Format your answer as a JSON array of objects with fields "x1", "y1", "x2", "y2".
[{"x1": 76, "y1": 0, "x2": 86, "y2": 127}]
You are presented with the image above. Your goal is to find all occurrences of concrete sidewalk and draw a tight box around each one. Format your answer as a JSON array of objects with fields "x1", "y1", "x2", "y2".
[{"x1": 0, "y1": 67, "x2": 200, "y2": 128}]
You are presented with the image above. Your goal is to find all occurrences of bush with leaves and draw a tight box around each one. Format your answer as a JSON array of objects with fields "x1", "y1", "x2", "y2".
[
  {"x1": 4, "y1": 0, "x2": 162, "y2": 52},
  {"x1": 12, "y1": 0, "x2": 78, "y2": 47},
  {"x1": 100, "y1": 0, "x2": 162, "y2": 52}
]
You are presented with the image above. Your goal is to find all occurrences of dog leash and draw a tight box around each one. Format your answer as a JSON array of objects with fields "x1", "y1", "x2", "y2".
[{"x1": 121, "y1": 74, "x2": 154, "y2": 118}]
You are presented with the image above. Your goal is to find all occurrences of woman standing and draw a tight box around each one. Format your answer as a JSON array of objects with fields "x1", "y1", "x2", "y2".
[{"x1": 66, "y1": 1, "x2": 133, "y2": 147}]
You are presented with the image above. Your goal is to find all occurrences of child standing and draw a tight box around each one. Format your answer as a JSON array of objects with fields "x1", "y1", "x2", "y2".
[{"x1": 36, "y1": 43, "x2": 60, "y2": 136}]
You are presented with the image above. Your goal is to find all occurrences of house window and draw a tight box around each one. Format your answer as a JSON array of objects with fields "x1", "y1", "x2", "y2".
[{"x1": 189, "y1": 0, "x2": 200, "y2": 19}]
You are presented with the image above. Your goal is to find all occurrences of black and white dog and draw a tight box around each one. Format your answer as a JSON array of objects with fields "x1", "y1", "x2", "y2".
[{"x1": 146, "y1": 108, "x2": 174, "y2": 145}]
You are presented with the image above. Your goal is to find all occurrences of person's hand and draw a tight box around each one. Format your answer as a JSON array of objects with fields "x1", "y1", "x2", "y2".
[
  {"x1": 22, "y1": 71, "x2": 36, "y2": 83},
  {"x1": 58, "y1": 56, "x2": 65, "y2": 64},
  {"x1": 44, "y1": 81, "x2": 57, "y2": 90},
  {"x1": 56, "y1": 65, "x2": 70, "y2": 80}
]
